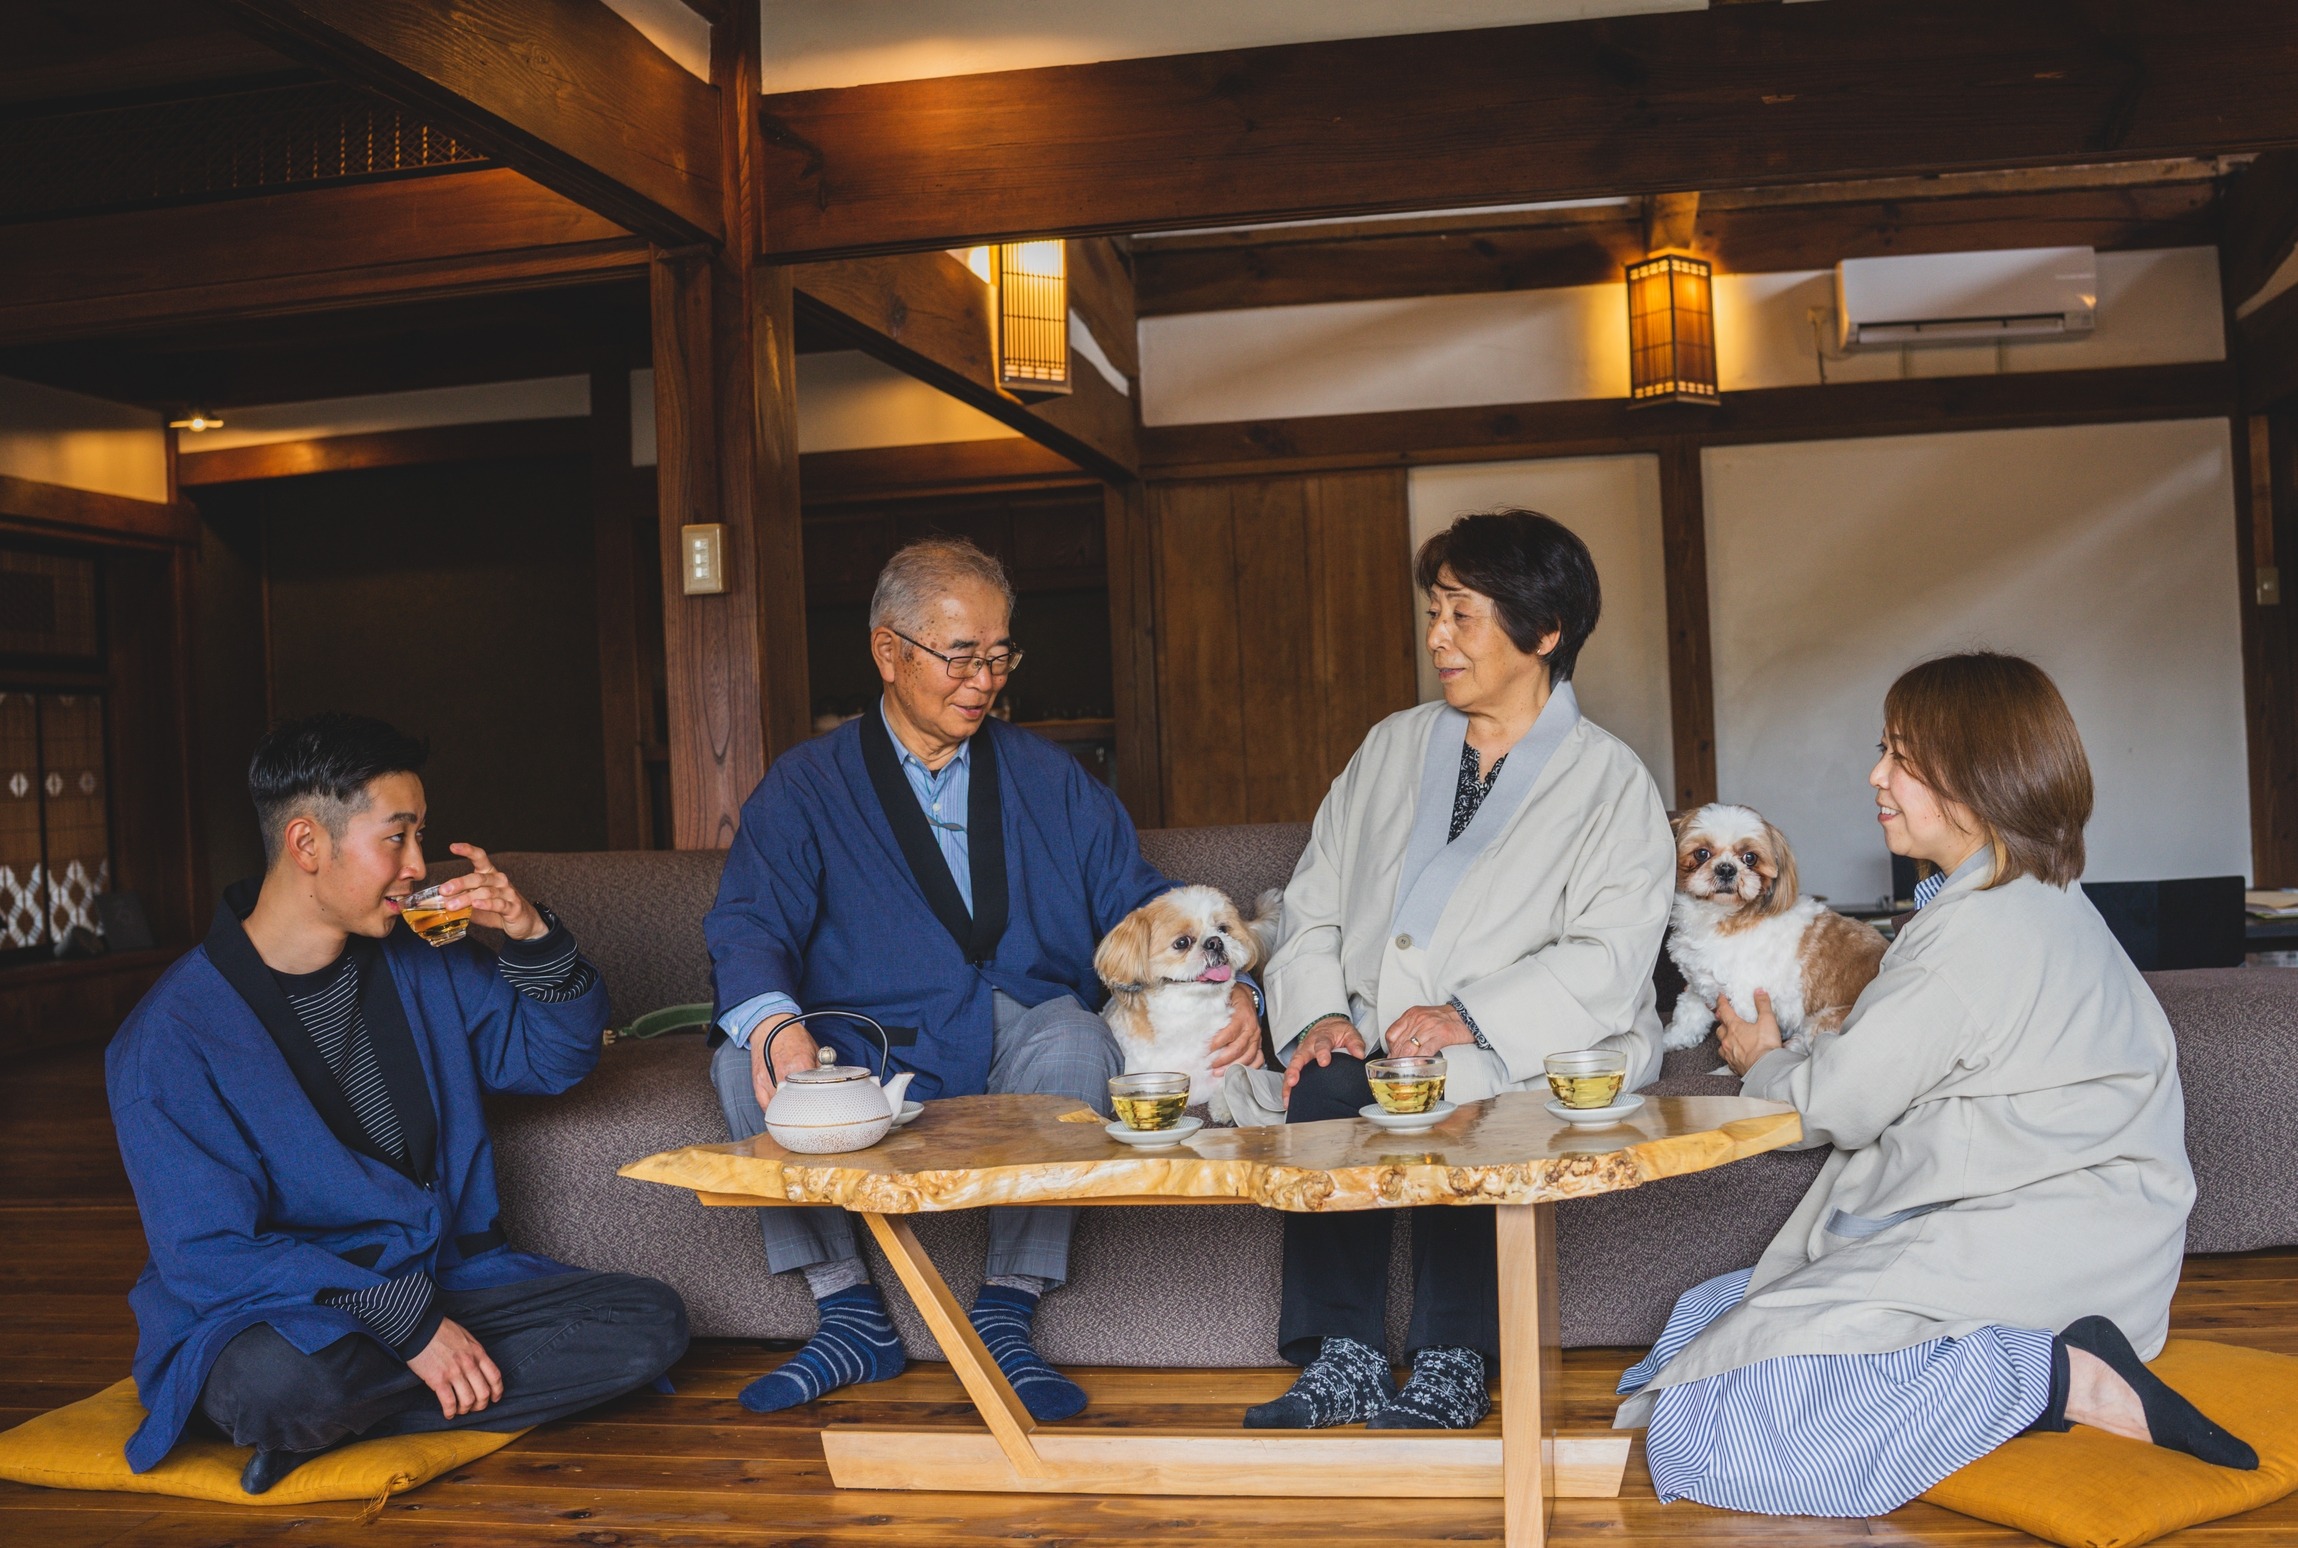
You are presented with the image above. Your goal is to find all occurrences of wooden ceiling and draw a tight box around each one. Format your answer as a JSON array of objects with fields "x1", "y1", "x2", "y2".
[{"x1": 3, "y1": 1, "x2": 300, "y2": 106}]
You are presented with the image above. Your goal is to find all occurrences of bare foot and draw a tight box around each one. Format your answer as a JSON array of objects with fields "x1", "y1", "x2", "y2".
[{"x1": 2064, "y1": 1345, "x2": 2150, "y2": 1442}]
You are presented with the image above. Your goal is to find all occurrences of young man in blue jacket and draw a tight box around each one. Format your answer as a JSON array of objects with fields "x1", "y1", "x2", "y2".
[{"x1": 107, "y1": 714, "x2": 686, "y2": 1494}]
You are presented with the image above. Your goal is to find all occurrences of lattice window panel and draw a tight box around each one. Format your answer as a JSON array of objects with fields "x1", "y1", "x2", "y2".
[
  {"x1": 0, "y1": 82, "x2": 487, "y2": 224},
  {"x1": 0, "y1": 691, "x2": 111, "y2": 954}
]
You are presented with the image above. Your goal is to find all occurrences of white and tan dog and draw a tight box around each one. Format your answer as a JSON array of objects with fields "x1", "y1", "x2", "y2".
[
  {"x1": 1663, "y1": 803, "x2": 1888, "y2": 1054},
  {"x1": 1095, "y1": 885, "x2": 1282, "y2": 1123}
]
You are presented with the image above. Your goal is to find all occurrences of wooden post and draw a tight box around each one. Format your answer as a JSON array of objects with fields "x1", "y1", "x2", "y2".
[
  {"x1": 646, "y1": 5, "x2": 809, "y2": 849},
  {"x1": 2234, "y1": 410, "x2": 2298, "y2": 885},
  {"x1": 590, "y1": 365, "x2": 650, "y2": 849},
  {"x1": 1657, "y1": 437, "x2": 1718, "y2": 811}
]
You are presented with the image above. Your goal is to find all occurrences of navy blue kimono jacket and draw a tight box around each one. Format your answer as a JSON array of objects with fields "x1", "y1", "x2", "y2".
[
  {"x1": 705, "y1": 713, "x2": 1168, "y2": 1097},
  {"x1": 105, "y1": 885, "x2": 608, "y2": 1471}
]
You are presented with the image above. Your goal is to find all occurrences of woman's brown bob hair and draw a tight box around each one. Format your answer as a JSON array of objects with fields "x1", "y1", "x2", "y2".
[{"x1": 1882, "y1": 652, "x2": 2093, "y2": 888}]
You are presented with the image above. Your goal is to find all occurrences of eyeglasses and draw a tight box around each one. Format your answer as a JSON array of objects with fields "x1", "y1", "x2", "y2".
[{"x1": 892, "y1": 629, "x2": 1024, "y2": 681}]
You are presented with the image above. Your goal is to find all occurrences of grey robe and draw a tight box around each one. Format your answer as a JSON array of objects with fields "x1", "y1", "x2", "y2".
[
  {"x1": 1615, "y1": 853, "x2": 2193, "y2": 1425},
  {"x1": 1264, "y1": 690, "x2": 1674, "y2": 1100}
]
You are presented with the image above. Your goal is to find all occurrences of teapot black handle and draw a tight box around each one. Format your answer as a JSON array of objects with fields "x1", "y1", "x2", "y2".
[{"x1": 761, "y1": 1009, "x2": 894, "y2": 1081}]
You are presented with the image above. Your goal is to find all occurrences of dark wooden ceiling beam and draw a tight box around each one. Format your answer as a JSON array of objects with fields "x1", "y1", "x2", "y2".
[
  {"x1": 1141, "y1": 362, "x2": 2236, "y2": 479},
  {"x1": 754, "y1": 0, "x2": 2298, "y2": 260},
  {"x1": 0, "y1": 473, "x2": 199, "y2": 549},
  {"x1": 1135, "y1": 181, "x2": 2220, "y2": 315},
  {"x1": 175, "y1": 417, "x2": 588, "y2": 485},
  {"x1": 793, "y1": 250, "x2": 1138, "y2": 481},
  {"x1": 2222, "y1": 151, "x2": 2298, "y2": 310},
  {"x1": 214, "y1": 0, "x2": 721, "y2": 246},
  {"x1": 0, "y1": 167, "x2": 646, "y2": 348}
]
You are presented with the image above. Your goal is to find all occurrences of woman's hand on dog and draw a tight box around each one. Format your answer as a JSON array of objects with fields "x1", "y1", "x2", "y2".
[
  {"x1": 1715, "y1": 989, "x2": 1785, "y2": 1075},
  {"x1": 1384, "y1": 1002, "x2": 1474, "y2": 1059},
  {"x1": 1283, "y1": 1015, "x2": 1367, "y2": 1099},
  {"x1": 749, "y1": 1014, "x2": 822, "y2": 1110},
  {"x1": 1210, "y1": 983, "x2": 1266, "y2": 1076}
]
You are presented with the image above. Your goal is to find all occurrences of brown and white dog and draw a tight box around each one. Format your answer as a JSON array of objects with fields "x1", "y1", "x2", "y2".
[
  {"x1": 1094, "y1": 885, "x2": 1282, "y2": 1123},
  {"x1": 1663, "y1": 803, "x2": 1888, "y2": 1054}
]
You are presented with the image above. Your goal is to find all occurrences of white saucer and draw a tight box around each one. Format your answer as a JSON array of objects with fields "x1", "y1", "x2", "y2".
[
  {"x1": 1105, "y1": 1114, "x2": 1204, "y2": 1148},
  {"x1": 1546, "y1": 1092, "x2": 1645, "y2": 1127},
  {"x1": 1358, "y1": 1100, "x2": 1457, "y2": 1133},
  {"x1": 889, "y1": 1100, "x2": 925, "y2": 1129}
]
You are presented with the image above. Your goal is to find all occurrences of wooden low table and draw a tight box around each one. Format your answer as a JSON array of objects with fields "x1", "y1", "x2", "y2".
[{"x1": 622, "y1": 1090, "x2": 1800, "y2": 1548}]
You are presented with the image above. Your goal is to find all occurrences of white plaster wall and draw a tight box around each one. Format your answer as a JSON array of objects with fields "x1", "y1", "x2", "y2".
[
  {"x1": 1139, "y1": 248, "x2": 2226, "y2": 427},
  {"x1": 1141, "y1": 284, "x2": 1627, "y2": 425},
  {"x1": 0, "y1": 374, "x2": 169, "y2": 503},
  {"x1": 1703, "y1": 419, "x2": 2249, "y2": 905},
  {"x1": 758, "y1": 1, "x2": 1699, "y2": 93},
  {"x1": 190, "y1": 377, "x2": 592, "y2": 452},
  {"x1": 629, "y1": 352, "x2": 1019, "y2": 466},
  {"x1": 1409, "y1": 458, "x2": 1674, "y2": 799}
]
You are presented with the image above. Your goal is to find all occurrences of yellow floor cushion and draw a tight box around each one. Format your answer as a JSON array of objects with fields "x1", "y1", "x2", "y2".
[
  {"x1": 1921, "y1": 1339, "x2": 2298, "y2": 1548},
  {"x1": 0, "y1": 1378, "x2": 526, "y2": 1507}
]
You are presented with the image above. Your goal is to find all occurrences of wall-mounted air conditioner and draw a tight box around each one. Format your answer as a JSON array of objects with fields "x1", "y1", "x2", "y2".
[{"x1": 1835, "y1": 247, "x2": 2097, "y2": 350}]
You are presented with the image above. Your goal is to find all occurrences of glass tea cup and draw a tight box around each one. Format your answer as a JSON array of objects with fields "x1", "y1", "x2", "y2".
[
  {"x1": 398, "y1": 882, "x2": 473, "y2": 947},
  {"x1": 1108, "y1": 1071, "x2": 1191, "y2": 1132},
  {"x1": 1544, "y1": 1048, "x2": 1629, "y2": 1110},
  {"x1": 1365, "y1": 1054, "x2": 1448, "y2": 1114}
]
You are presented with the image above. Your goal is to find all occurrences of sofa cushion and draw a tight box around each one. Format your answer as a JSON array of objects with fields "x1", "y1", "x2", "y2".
[
  {"x1": 2144, "y1": 968, "x2": 2298, "y2": 1254},
  {"x1": 494, "y1": 849, "x2": 723, "y2": 1026}
]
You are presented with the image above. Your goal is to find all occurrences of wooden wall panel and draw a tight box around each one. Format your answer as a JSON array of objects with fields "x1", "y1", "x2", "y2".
[
  {"x1": 1304, "y1": 473, "x2": 1419, "y2": 792},
  {"x1": 1148, "y1": 481, "x2": 1246, "y2": 828},
  {"x1": 1104, "y1": 482, "x2": 1163, "y2": 828},
  {"x1": 1147, "y1": 470, "x2": 1415, "y2": 827}
]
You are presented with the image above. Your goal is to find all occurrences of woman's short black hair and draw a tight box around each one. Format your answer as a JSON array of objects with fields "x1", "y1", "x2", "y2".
[
  {"x1": 248, "y1": 712, "x2": 429, "y2": 862},
  {"x1": 1413, "y1": 509, "x2": 1601, "y2": 682}
]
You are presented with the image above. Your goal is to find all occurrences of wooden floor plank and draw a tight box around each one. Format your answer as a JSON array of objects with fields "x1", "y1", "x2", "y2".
[{"x1": 6, "y1": 1044, "x2": 2294, "y2": 1546}]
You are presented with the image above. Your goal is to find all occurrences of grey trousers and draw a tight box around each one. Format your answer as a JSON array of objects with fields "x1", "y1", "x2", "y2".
[
  {"x1": 709, "y1": 990, "x2": 1122, "y2": 1285},
  {"x1": 199, "y1": 1271, "x2": 689, "y2": 1454}
]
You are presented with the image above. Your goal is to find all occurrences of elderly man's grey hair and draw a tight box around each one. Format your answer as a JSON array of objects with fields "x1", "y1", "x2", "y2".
[{"x1": 868, "y1": 536, "x2": 1017, "y2": 635}]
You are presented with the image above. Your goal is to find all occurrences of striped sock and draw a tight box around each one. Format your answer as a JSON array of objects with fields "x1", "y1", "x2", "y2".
[
  {"x1": 738, "y1": 1285, "x2": 906, "y2": 1413},
  {"x1": 967, "y1": 1284, "x2": 1088, "y2": 1421}
]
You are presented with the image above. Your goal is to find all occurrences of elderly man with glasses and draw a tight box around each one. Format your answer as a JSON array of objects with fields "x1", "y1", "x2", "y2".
[{"x1": 704, "y1": 536, "x2": 1264, "y2": 1420}]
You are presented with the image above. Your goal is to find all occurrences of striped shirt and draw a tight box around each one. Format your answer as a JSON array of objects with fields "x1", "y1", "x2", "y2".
[{"x1": 276, "y1": 911, "x2": 594, "y2": 1354}]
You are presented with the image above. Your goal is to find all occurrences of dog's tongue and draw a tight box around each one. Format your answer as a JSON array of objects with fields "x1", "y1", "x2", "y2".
[{"x1": 1197, "y1": 965, "x2": 1235, "y2": 983}]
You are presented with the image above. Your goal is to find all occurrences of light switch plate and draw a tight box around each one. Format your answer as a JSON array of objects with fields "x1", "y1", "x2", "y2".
[{"x1": 681, "y1": 523, "x2": 726, "y2": 595}]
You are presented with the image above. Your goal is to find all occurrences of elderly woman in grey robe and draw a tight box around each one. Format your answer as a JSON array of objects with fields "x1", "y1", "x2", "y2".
[
  {"x1": 1615, "y1": 652, "x2": 2256, "y2": 1517},
  {"x1": 1240, "y1": 510, "x2": 1674, "y2": 1431}
]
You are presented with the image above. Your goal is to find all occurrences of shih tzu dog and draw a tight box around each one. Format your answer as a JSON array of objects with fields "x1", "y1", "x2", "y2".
[
  {"x1": 1095, "y1": 885, "x2": 1282, "y2": 1123},
  {"x1": 1663, "y1": 803, "x2": 1888, "y2": 1054}
]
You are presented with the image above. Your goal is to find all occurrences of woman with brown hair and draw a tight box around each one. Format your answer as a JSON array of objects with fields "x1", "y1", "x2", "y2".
[{"x1": 1613, "y1": 652, "x2": 2254, "y2": 1516}]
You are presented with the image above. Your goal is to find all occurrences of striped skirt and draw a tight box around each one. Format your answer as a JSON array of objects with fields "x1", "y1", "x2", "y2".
[{"x1": 1618, "y1": 1268, "x2": 2057, "y2": 1516}]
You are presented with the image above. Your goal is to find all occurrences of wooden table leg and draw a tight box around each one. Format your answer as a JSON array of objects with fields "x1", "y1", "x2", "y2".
[
  {"x1": 858, "y1": 1211, "x2": 1050, "y2": 1480},
  {"x1": 819, "y1": 1202, "x2": 1629, "y2": 1505},
  {"x1": 1497, "y1": 1201, "x2": 1561, "y2": 1548}
]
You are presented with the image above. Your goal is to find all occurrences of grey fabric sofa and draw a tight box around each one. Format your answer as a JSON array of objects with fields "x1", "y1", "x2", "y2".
[{"x1": 483, "y1": 828, "x2": 2298, "y2": 1364}]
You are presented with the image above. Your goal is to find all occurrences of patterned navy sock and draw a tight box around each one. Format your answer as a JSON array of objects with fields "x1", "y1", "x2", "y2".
[
  {"x1": 1243, "y1": 1336, "x2": 1398, "y2": 1429},
  {"x1": 738, "y1": 1285, "x2": 906, "y2": 1413},
  {"x1": 1369, "y1": 1346, "x2": 1491, "y2": 1430},
  {"x1": 968, "y1": 1283, "x2": 1088, "y2": 1421}
]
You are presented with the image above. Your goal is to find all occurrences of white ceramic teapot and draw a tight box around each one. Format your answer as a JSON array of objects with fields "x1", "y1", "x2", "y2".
[{"x1": 761, "y1": 1012, "x2": 915, "y2": 1154}]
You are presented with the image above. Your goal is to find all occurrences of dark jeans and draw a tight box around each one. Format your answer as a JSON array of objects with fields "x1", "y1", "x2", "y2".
[
  {"x1": 199, "y1": 1270, "x2": 689, "y2": 1454},
  {"x1": 1275, "y1": 1055, "x2": 1500, "y2": 1368}
]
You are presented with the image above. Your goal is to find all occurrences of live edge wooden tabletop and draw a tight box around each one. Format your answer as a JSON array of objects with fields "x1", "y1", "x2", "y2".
[{"x1": 618, "y1": 1090, "x2": 1803, "y2": 1212}]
